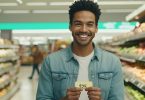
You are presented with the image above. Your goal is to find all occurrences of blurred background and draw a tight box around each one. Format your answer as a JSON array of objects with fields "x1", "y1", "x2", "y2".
[{"x1": 0, "y1": 0, "x2": 145, "y2": 100}]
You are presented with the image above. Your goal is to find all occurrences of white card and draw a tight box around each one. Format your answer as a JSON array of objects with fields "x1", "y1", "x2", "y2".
[{"x1": 75, "y1": 81, "x2": 93, "y2": 89}]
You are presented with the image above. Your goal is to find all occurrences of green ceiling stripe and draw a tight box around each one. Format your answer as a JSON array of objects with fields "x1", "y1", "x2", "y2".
[{"x1": 0, "y1": 22, "x2": 137, "y2": 30}]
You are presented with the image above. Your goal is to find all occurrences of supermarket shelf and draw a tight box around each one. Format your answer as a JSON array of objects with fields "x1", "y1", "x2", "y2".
[
  {"x1": 0, "y1": 74, "x2": 18, "y2": 90},
  {"x1": 0, "y1": 64, "x2": 19, "y2": 77},
  {"x1": 119, "y1": 56, "x2": 136, "y2": 63},
  {"x1": 0, "y1": 78, "x2": 10, "y2": 89},
  {"x1": 119, "y1": 53, "x2": 145, "y2": 62},
  {"x1": 0, "y1": 66, "x2": 13, "y2": 76},
  {"x1": 100, "y1": 46, "x2": 145, "y2": 63},
  {"x1": 123, "y1": 67, "x2": 145, "y2": 95},
  {"x1": 110, "y1": 33, "x2": 145, "y2": 46},
  {"x1": 0, "y1": 45, "x2": 19, "y2": 49},
  {"x1": 0, "y1": 56, "x2": 19, "y2": 62},
  {"x1": 0, "y1": 83, "x2": 20, "y2": 100}
]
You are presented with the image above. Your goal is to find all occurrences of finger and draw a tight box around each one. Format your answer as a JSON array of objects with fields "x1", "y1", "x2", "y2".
[
  {"x1": 87, "y1": 91, "x2": 101, "y2": 96},
  {"x1": 68, "y1": 87, "x2": 82, "y2": 92},
  {"x1": 88, "y1": 95, "x2": 101, "y2": 100},
  {"x1": 85, "y1": 87, "x2": 101, "y2": 91}
]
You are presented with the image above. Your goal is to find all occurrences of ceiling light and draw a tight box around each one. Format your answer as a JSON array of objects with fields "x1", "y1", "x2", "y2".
[
  {"x1": 26, "y1": 2, "x2": 47, "y2": 6},
  {"x1": 49, "y1": 1, "x2": 144, "y2": 6},
  {"x1": 0, "y1": 3, "x2": 18, "y2": 6},
  {"x1": 49, "y1": 2, "x2": 72, "y2": 6},
  {"x1": 16, "y1": 0, "x2": 23, "y2": 4},
  {"x1": 4, "y1": 10, "x2": 30, "y2": 14},
  {"x1": 32, "y1": 10, "x2": 68, "y2": 14},
  {"x1": 99, "y1": 1, "x2": 144, "y2": 5},
  {"x1": 102, "y1": 9, "x2": 134, "y2": 13}
]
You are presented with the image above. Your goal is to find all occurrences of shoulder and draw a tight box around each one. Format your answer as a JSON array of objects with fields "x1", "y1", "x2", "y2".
[
  {"x1": 98, "y1": 48, "x2": 119, "y2": 60},
  {"x1": 97, "y1": 48, "x2": 121, "y2": 69},
  {"x1": 45, "y1": 48, "x2": 67, "y2": 61}
]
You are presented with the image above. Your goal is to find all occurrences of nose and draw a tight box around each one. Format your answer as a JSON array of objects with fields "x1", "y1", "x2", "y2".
[{"x1": 80, "y1": 25, "x2": 87, "y2": 32}]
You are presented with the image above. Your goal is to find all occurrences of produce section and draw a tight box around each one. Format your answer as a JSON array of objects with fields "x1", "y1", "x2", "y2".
[
  {"x1": 98, "y1": 23, "x2": 145, "y2": 99},
  {"x1": 0, "y1": 39, "x2": 20, "y2": 100}
]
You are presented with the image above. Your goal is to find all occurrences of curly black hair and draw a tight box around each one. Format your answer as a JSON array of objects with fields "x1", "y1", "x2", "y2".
[{"x1": 69, "y1": 0, "x2": 101, "y2": 25}]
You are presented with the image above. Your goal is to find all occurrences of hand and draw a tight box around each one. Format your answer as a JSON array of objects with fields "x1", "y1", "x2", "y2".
[
  {"x1": 61, "y1": 87, "x2": 82, "y2": 100},
  {"x1": 85, "y1": 87, "x2": 101, "y2": 100}
]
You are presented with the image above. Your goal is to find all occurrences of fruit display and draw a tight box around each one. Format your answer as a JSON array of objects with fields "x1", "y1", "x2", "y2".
[
  {"x1": 0, "y1": 63, "x2": 13, "y2": 72},
  {"x1": 0, "y1": 74, "x2": 10, "y2": 84},
  {"x1": 126, "y1": 86, "x2": 145, "y2": 100},
  {"x1": 123, "y1": 64, "x2": 145, "y2": 82},
  {"x1": 98, "y1": 22, "x2": 145, "y2": 99},
  {"x1": 0, "y1": 38, "x2": 19, "y2": 99},
  {"x1": 119, "y1": 46, "x2": 145, "y2": 56},
  {"x1": 0, "y1": 49, "x2": 17, "y2": 58}
]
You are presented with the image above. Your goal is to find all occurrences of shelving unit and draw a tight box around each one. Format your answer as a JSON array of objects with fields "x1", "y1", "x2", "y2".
[
  {"x1": 0, "y1": 83, "x2": 20, "y2": 100},
  {"x1": 0, "y1": 41, "x2": 20, "y2": 100},
  {"x1": 99, "y1": 23, "x2": 145, "y2": 99}
]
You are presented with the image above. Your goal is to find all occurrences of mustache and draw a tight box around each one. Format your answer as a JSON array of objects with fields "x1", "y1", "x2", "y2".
[{"x1": 75, "y1": 32, "x2": 92, "y2": 36}]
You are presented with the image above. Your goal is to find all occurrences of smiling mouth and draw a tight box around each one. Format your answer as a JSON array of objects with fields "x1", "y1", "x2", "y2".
[{"x1": 78, "y1": 34, "x2": 89, "y2": 41}]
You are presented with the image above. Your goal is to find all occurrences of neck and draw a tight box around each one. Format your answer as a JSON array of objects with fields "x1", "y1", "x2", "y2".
[{"x1": 72, "y1": 42, "x2": 94, "y2": 57}]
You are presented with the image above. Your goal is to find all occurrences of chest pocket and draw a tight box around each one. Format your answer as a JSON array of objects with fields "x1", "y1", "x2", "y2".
[
  {"x1": 98, "y1": 72, "x2": 113, "y2": 80},
  {"x1": 98, "y1": 72, "x2": 113, "y2": 100},
  {"x1": 52, "y1": 73, "x2": 68, "y2": 99}
]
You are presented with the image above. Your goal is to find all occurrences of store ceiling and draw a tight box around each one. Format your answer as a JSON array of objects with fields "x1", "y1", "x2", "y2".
[{"x1": 0, "y1": 0, "x2": 144, "y2": 22}]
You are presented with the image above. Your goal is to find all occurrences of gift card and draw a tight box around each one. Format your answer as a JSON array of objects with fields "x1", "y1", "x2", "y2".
[{"x1": 75, "y1": 81, "x2": 93, "y2": 89}]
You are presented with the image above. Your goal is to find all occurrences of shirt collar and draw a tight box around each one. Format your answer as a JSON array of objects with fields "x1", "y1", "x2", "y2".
[{"x1": 65, "y1": 42, "x2": 100, "y2": 62}]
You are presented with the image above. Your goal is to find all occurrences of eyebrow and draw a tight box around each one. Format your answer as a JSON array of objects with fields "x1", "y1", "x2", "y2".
[{"x1": 73, "y1": 20, "x2": 95, "y2": 24}]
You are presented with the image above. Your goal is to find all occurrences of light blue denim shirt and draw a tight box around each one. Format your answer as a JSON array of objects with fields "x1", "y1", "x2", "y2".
[{"x1": 36, "y1": 43, "x2": 124, "y2": 100}]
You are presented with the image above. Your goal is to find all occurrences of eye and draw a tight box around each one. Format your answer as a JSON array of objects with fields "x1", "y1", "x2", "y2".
[
  {"x1": 74, "y1": 22, "x2": 81, "y2": 26},
  {"x1": 87, "y1": 23, "x2": 94, "y2": 27}
]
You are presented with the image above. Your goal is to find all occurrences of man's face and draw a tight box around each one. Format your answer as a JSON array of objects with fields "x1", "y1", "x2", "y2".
[{"x1": 70, "y1": 11, "x2": 98, "y2": 46}]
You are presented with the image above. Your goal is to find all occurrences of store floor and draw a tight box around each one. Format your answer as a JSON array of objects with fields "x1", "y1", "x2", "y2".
[
  {"x1": 11, "y1": 66, "x2": 38, "y2": 100},
  {"x1": 11, "y1": 66, "x2": 131, "y2": 100}
]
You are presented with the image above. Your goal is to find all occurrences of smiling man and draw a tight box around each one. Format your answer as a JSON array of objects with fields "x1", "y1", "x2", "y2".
[{"x1": 36, "y1": 0, "x2": 124, "y2": 100}]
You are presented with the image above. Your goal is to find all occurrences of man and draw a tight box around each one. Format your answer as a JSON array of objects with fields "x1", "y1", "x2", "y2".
[
  {"x1": 36, "y1": 0, "x2": 124, "y2": 100},
  {"x1": 29, "y1": 45, "x2": 43, "y2": 79}
]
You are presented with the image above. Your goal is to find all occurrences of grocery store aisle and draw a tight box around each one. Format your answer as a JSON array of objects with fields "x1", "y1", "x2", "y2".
[{"x1": 11, "y1": 66, "x2": 38, "y2": 100}]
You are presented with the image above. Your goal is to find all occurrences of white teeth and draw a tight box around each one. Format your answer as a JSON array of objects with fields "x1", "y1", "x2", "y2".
[{"x1": 80, "y1": 34, "x2": 87, "y2": 38}]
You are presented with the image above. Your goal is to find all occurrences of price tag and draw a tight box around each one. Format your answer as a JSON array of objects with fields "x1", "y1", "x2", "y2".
[{"x1": 75, "y1": 81, "x2": 93, "y2": 89}]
